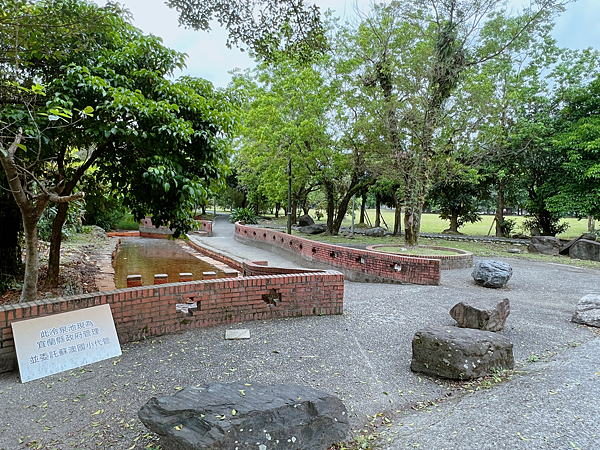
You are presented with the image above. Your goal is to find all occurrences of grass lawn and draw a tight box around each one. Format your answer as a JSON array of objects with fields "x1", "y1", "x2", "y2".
[
  {"x1": 259, "y1": 209, "x2": 590, "y2": 240},
  {"x1": 374, "y1": 246, "x2": 462, "y2": 256}
]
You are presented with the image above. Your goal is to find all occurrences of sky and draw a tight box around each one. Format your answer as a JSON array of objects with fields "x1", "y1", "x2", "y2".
[{"x1": 96, "y1": 0, "x2": 600, "y2": 87}]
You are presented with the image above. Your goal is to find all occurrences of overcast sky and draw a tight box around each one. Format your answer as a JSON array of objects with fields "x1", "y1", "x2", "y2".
[{"x1": 96, "y1": 0, "x2": 600, "y2": 87}]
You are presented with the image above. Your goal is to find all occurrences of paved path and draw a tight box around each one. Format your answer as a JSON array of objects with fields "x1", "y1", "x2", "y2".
[{"x1": 0, "y1": 216, "x2": 598, "y2": 450}]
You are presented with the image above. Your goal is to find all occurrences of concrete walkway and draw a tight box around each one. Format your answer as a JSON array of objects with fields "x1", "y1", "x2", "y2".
[
  {"x1": 187, "y1": 213, "x2": 304, "y2": 270},
  {"x1": 0, "y1": 215, "x2": 598, "y2": 450}
]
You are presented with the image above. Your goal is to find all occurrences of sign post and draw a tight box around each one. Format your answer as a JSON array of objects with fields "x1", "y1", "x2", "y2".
[{"x1": 11, "y1": 304, "x2": 122, "y2": 383}]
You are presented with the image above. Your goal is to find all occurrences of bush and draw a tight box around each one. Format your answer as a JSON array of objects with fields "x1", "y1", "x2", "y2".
[
  {"x1": 38, "y1": 199, "x2": 85, "y2": 241},
  {"x1": 229, "y1": 207, "x2": 259, "y2": 224},
  {"x1": 522, "y1": 215, "x2": 569, "y2": 236},
  {"x1": 498, "y1": 218, "x2": 516, "y2": 237}
]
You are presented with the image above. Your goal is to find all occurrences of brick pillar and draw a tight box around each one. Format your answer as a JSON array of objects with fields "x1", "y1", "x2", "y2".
[
  {"x1": 202, "y1": 271, "x2": 217, "y2": 280},
  {"x1": 127, "y1": 275, "x2": 142, "y2": 288},
  {"x1": 179, "y1": 273, "x2": 193, "y2": 282},
  {"x1": 222, "y1": 268, "x2": 239, "y2": 278},
  {"x1": 154, "y1": 274, "x2": 169, "y2": 285}
]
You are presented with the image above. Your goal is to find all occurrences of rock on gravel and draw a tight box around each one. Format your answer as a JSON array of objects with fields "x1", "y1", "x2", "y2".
[
  {"x1": 471, "y1": 260, "x2": 512, "y2": 288},
  {"x1": 450, "y1": 298, "x2": 510, "y2": 332},
  {"x1": 572, "y1": 294, "x2": 600, "y2": 327},
  {"x1": 411, "y1": 326, "x2": 514, "y2": 380},
  {"x1": 138, "y1": 382, "x2": 349, "y2": 450}
]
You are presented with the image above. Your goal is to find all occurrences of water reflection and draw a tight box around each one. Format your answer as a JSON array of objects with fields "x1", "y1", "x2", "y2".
[{"x1": 113, "y1": 238, "x2": 220, "y2": 288}]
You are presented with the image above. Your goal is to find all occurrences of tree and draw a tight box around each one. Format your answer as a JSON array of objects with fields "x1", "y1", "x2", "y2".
[
  {"x1": 428, "y1": 171, "x2": 483, "y2": 233},
  {"x1": 548, "y1": 75, "x2": 600, "y2": 220},
  {"x1": 1, "y1": 0, "x2": 237, "y2": 298},
  {"x1": 0, "y1": 0, "x2": 110, "y2": 301},
  {"x1": 165, "y1": 0, "x2": 326, "y2": 61}
]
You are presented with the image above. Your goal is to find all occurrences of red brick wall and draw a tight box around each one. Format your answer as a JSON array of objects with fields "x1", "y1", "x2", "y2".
[
  {"x1": 235, "y1": 223, "x2": 440, "y2": 285},
  {"x1": 243, "y1": 261, "x2": 325, "y2": 277},
  {"x1": 187, "y1": 240, "x2": 244, "y2": 272},
  {"x1": 0, "y1": 271, "x2": 344, "y2": 374}
]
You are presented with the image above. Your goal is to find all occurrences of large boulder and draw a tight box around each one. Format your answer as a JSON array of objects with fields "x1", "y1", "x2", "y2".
[
  {"x1": 364, "y1": 227, "x2": 386, "y2": 237},
  {"x1": 297, "y1": 224, "x2": 327, "y2": 235},
  {"x1": 138, "y1": 383, "x2": 349, "y2": 450},
  {"x1": 471, "y1": 260, "x2": 512, "y2": 288},
  {"x1": 298, "y1": 214, "x2": 315, "y2": 227},
  {"x1": 569, "y1": 239, "x2": 600, "y2": 262},
  {"x1": 527, "y1": 236, "x2": 562, "y2": 256},
  {"x1": 411, "y1": 326, "x2": 514, "y2": 380},
  {"x1": 559, "y1": 233, "x2": 597, "y2": 255},
  {"x1": 450, "y1": 298, "x2": 510, "y2": 332},
  {"x1": 572, "y1": 294, "x2": 600, "y2": 327}
]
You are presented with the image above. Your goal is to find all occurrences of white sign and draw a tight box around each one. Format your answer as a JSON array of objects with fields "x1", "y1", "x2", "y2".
[{"x1": 12, "y1": 304, "x2": 122, "y2": 383}]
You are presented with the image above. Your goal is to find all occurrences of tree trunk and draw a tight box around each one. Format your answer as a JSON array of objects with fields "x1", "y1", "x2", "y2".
[
  {"x1": 291, "y1": 200, "x2": 298, "y2": 225},
  {"x1": 393, "y1": 207, "x2": 402, "y2": 236},
  {"x1": 21, "y1": 215, "x2": 40, "y2": 302},
  {"x1": 588, "y1": 216, "x2": 595, "y2": 232},
  {"x1": 495, "y1": 177, "x2": 505, "y2": 237},
  {"x1": 391, "y1": 190, "x2": 402, "y2": 236},
  {"x1": 46, "y1": 202, "x2": 69, "y2": 287},
  {"x1": 404, "y1": 203, "x2": 422, "y2": 246},
  {"x1": 360, "y1": 195, "x2": 366, "y2": 224},
  {"x1": 325, "y1": 188, "x2": 335, "y2": 235},
  {"x1": 449, "y1": 211, "x2": 459, "y2": 233},
  {"x1": 275, "y1": 203, "x2": 280, "y2": 219},
  {"x1": 375, "y1": 196, "x2": 381, "y2": 228}
]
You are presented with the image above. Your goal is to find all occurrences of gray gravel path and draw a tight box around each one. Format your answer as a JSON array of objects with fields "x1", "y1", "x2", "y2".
[{"x1": 0, "y1": 216, "x2": 598, "y2": 450}]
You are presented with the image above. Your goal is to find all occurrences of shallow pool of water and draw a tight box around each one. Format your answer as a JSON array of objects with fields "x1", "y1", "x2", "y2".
[{"x1": 113, "y1": 238, "x2": 221, "y2": 288}]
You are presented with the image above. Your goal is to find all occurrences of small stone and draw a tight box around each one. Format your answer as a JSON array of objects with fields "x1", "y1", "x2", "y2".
[
  {"x1": 472, "y1": 260, "x2": 512, "y2": 288},
  {"x1": 450, "y1": 298, "x2": 510, "y2": 331},
  {"x1": 507, "y1": 248, "x2": 521, "y2": 254},
  {"x1": 225, "y1": 329, "x2": 251, "y2": 340},
  {"x1": 572, "y1": 294, "x2": 600, "y2": 327}
]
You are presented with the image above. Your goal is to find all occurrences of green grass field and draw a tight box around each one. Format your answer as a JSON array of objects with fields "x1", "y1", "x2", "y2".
[{"x1": 260, "y1": 209, "x2": 590, "y2": 240}]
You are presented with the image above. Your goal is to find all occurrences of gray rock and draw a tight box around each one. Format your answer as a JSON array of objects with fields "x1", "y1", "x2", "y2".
[
  {"x1": 297, "y1": 224, "x2": 326, "y2": 235},
  {"x1": 450, "y1": 298, "x2": 510, "y2": 332},
  {"x1": 472, "y1": 260, "x2": 512, "y2": 288},
  {"x1": 572, "y1": 294, "x2": 600, "y2": 327},
  {"x1": 138, "y1": 382, "x2": 349, "y2": 450},
  {"x1": 364, "y1": 227, "x2": 386, "y2": 237},
  {"x1": 559, "y1": 233, "x2": 598, "y2": 255},
  {"x1": 507, "y1": 248, "x2": 522, "y2": 254},
  {"x1": 569, "y1": 239, "x2": 600, "y2": 262},
  {"x1": 527, "y1": 236, "x2": 562, "y2": 256},
  {"x1": 411, "y1": 326, "x2": 514, "y2": 380},
  {"x1": 298, "y1": 214, "x2": 315, "y2": 227}
]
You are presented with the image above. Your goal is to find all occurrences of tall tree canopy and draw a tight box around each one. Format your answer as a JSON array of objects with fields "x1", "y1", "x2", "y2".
[{"x1": 1, "y1": 0, "x2": 237, "y2": 300}]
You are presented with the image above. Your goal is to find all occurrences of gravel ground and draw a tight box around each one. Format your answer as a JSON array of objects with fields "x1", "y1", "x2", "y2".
[{"x1": 0, "y1": 229, "x2": 598, "y2": 449}]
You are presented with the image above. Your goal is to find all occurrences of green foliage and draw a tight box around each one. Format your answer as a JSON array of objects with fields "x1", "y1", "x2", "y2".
[
  {"x1": 229, "y1": 207, "x2": 259, "y2": 224},
  {"x1": 38, "y1": 199, "x2": 85, "y2": 241},
  {"x1": 498, "y1": 218, "x2": 517, "y2": 237},
  {"x1": 522, "y1": 215, "x2": 569, "y2": 237},
  {"x1": 165, "y1": 0, "x2": 326, "y2": 62}
]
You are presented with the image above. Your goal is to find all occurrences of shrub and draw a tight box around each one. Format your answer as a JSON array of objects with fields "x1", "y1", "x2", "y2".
[
  {"x1": 38, "y1": 199, "x2": 85, "y2": 241},
  {"x1": 229, "y1": 207, "x2": 259, "y2": 224}
]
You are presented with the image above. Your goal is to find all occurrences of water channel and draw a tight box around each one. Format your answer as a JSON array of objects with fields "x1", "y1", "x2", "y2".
[{"x1": 112, "y1": 238, "x2": 221, "y2": 288}]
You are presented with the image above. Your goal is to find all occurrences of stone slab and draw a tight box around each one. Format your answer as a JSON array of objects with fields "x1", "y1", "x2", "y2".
[{"x1": 225, "y1": 329, "x2": 251, "y2": 340}]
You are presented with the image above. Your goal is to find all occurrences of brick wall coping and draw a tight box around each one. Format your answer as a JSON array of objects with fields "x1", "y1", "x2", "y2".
[
  {"x1": 234, "y1": 223, "x2": 440, "y2": 285},
  {"x1": 0, "y1": 270, "x2": 344, "y2": 375},
  {"x1": 365, "y1": 245, "x2": 473, "y2": 270}
]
